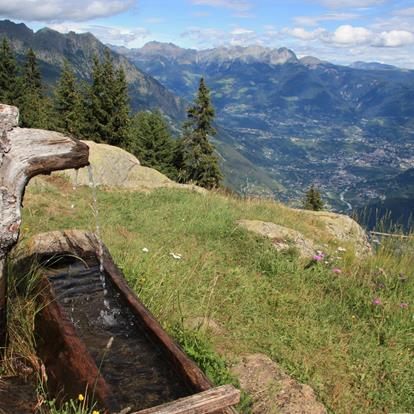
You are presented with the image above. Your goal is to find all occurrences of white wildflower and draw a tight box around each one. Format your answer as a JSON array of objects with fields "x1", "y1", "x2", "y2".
[
  {"x1": 170, "y1": 252, "x2": 182, "y2": 260},
  {"x1": 142, "y1": 247, "x2": 149, "y2": 253}
]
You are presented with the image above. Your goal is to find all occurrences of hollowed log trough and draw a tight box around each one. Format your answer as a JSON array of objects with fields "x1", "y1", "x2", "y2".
[{"x1": 22, "y1": 230, "x2": 239, "y2": 414}]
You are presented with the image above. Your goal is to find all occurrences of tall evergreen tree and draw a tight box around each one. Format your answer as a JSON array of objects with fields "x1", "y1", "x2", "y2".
[
  {"x1": 181, "y1": 77, "x2": 222, "y2": 189},
  {"x1": 18, "y1": 48, "x2": 49, "y2": 128},
  {"x1": 129, "y1": 110, "x2": 176, "y2": 177},
  {"x1": 53, "y1": 61, "x2": 85, "y2": 136},
  {"x1": 0, "y1": 38, "x2": 18, "y2": 104},
  {"x1": 86, "y1": 50, "x2": 130, "y2": 146},
  {"x1": 110, "y1": 66, "x2": 130, "y2": 147},
  {"x1": 303, "y1": 185, "x2": 324, "y2": 211}
]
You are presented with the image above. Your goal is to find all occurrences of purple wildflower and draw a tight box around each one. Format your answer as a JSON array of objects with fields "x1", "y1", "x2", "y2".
[
  {"x1": 332, "y1": 268, "x2": 342, "y2": 274},
  {"x1": 372, "y1": 298, "x2": 382, "y2": 306},
  {"x1": 400, "y1": 303, "x2": 409, "y2": 309},
  {"x1": 313, "y1": 255, "x2": 323, "y2": 261}
]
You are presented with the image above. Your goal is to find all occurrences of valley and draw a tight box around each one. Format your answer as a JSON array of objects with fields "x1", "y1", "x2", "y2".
[{"x1": 116, "y1": 42, "x2": 414, "y2": 213}]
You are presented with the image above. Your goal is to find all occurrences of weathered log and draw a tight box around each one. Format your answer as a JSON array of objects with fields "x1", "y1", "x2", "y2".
[
  {"x1": 0, "y1": 104, "x2": 89, "y2": 351},
  {"x1": 131, "y1": 385, "x2": 240, "y2": 414}
]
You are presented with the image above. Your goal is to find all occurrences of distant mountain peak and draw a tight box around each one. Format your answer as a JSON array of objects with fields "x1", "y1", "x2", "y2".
[
  {"x1": 142, "y1": 41, "x2": 182, "y2": 50},
  {"x1": 349, "y1": 61, "x2": 399, "y2": 71},
  {"x1": 199, "y1": 44, "x2": 298, "y2": 65},
  {"x1": 299, "y1": 55, "x2": 327, "y2": 67}
]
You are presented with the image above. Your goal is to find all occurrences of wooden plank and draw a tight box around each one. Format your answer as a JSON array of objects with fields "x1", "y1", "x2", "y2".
[{"x1": 131, "y1": 385, "x2": 240, "y2": 414}]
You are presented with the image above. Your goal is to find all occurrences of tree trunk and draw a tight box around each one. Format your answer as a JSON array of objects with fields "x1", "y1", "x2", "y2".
[{"x1": 0, "y1": 104, "x2": 89, "y2": 353}]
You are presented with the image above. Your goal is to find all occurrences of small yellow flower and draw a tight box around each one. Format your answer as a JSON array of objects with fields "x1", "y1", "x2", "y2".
[
  {"x1": 351, "y1": 315, "x2": 356, "y2": 320},
  {"x1": 78, "y1": 394, "x2": 84, "y2": 401},
  {"x1": 92, "y1": 411, "x2": 100, "y2": 414}
]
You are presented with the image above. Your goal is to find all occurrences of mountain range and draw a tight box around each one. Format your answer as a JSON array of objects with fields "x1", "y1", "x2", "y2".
[
  {"x1": 0, "y1": 20, "x2": 184, "y2": 119},
  {"x1": 114, "y1": 41, "x2": 414, "y2": 212},
  {"x1": 0, "y1": 20, "x2": 413, "y2": 225}
]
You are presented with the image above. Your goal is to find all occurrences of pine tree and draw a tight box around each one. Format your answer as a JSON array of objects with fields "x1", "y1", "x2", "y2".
[
  {"x1": 110, "y1": 65, "x2": 130, "y2": 147},
  {"x1": 181, "y1": 77, "x2": 222, "y2": 189},
  {"x1": 129, "y1": 110, "x2": 176, "y2": 178},
  {"x1": 0, "y1": 38, "x2": 18, "y2": 104},
  {"x1": 86, "y1": 50, "x2": 130, "y2": 146},
  {"x1": 303, "y1": 185, "x2": 324, "y2": 211},
  {"x1": 53, "y1": 61, "x2": 85, "y2": 136},
  {"x1": 18, "y1": 48, "x2": 49, "y2": 128}
]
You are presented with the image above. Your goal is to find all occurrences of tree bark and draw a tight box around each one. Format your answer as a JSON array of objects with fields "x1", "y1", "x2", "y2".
[{"x1": 0, "y1": 104, "x2": 89, "y2": 353}]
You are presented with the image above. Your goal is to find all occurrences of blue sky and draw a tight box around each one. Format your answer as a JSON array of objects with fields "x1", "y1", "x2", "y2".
[{"x1": 1, "y1": 0, "x2": 414, "y2": 67}]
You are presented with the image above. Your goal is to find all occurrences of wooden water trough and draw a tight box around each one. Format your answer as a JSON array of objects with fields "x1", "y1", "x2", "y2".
[
  {"x1": 0, "y1": 103, "x2": 239, "y2": 413},
  {"x1": 21, "y1": 230, "x2": 240, "y2": 414}
]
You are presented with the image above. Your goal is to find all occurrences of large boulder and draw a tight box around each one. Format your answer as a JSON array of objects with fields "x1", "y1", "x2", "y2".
[
  {"x1": 231, "y1": 354, "x2": 327, "y2": 414},
  {"x1": 295, "y1": 210, "x2": 371, "y2": 257},
  {"x1": 237, "y1": 209, "x2": 371, "y2": 259},
  {"x1": 56, "y1": 140, "x2": 206, "y2": 193},
  {"x1": 236, "y1": 220, "x2": 318, "y2": 259}
]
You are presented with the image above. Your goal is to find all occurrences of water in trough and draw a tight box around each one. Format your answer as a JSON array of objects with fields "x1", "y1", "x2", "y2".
[{"x1": 47, "y1": 261, "x2": 194, "y2": 412}]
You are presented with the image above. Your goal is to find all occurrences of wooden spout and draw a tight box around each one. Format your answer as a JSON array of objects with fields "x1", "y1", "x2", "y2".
[{"x1": 0, "y1": 104, "x2": 89, "y2": 351}]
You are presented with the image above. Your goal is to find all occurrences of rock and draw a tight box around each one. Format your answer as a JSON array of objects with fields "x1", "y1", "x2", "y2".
[
  {"x1": 231, "y1": 353, "x2": 327, "y2": 414},
  {"x1": 56, "y1": 140, "x2": 206, "y2": 194},
  {"x1": 236, "y1": 219, "x2": 318, "y2": 258},
  {"x1": 297, "y1": 210, "x2": 371, "y2": 257}
]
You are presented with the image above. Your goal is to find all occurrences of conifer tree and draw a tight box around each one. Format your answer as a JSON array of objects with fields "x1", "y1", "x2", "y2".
[
  {"x1": 86, "y1": 50, "x2": 130, "y2": 146},
  {"x1": 18, "y1": 48, "x2": 49, "y2": 128},
  {"x1": 110, "y1": 65, "x2": 130, "y2": 147},
  {"x1": 181, "y1": 77, "x2": 222, "y2": 189},
  {"x1": 53, "y1": 62, "x2": 85, "y2": 136},
  {"x1": 129, "y1": 110, "x2": 176, "y2": 177},
  {"x1": 0, "y1": 38, "x2": 18, "y2": 104},
  {"x1": 85, "y1": 54, "x2": 105, "y2": 141},
  {"x1": 303, "y1": 185, "x2": 324, "y2": 211}
]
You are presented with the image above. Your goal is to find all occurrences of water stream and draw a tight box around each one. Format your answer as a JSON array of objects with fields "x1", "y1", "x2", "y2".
[{"x1": 87, "y1": 165, "x2": 105, "y2": 275}]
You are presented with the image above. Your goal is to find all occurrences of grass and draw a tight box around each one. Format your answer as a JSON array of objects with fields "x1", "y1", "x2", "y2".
[{"x1": 4, "y1": 176, "x2": 414, "y2": 413}]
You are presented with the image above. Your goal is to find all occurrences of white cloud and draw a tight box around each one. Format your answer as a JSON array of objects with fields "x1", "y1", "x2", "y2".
[
  {"x1": 230, "y1": 27, "x2": 254, "y2": 35},
  {"x1": 312, "y1": 0, "x2": 387, "y2": 8},
  {"x1": 393, "y1": 7, "x2": 414, "y2": 17},
  {"x1": 181, "y1": 26, "x2": 264, "y2": 47},
  {"x1": 377, "y1": 30, "x2": 414, "y2": 47},
  {"x1": 324, "y1": 25, "x2": 373, "y2": 45},
  {"x1": 281, "y1": 23, "x2": 414, "y2": 49},
  {"x1": 294, "y1": 12, "x2": 360, "y2": 27},
  {"x1": 283, "y1": 27, "x2": 326, "y2": 41},
  {"x1": 181, "y1": 27, "x2": 227, "y2": 46},
  {"x1": 48, "y1": 23, "x2": 150, "y2": 46},
  {"x1": 189, "y1": 0, "x2": 253, "y2": 12},
  {"x1": 0, "y1": 0, "x2": 136, "y2": 22}
]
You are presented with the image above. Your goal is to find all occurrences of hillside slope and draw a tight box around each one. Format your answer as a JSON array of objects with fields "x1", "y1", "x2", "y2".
[{"x1": 15, "y1": 173, "x2": 414, "y2": 414}]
